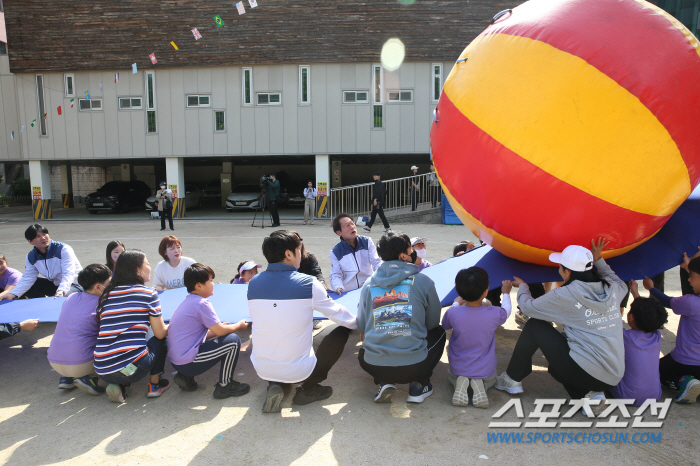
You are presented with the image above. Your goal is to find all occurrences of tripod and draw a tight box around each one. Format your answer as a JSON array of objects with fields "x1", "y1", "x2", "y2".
[{"x1": 251, "y1": 189, "x2": 273, "y2": 228}]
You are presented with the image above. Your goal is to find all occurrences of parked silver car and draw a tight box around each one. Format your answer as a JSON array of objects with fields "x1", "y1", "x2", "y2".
[
  {"x1": 145, "y1": 184, "x2": 203, "y2": 211},
  {"x1": 225, "y1": 184, "x2": 262, "y2": 210}
]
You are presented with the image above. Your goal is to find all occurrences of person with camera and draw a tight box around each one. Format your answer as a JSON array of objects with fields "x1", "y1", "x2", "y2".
[
  {"x1": 156, "y1": 181, "x2": 174, "y2": 231},
  {"x1": 266, "y1": 173, "x2": 281, "y2": 227}
]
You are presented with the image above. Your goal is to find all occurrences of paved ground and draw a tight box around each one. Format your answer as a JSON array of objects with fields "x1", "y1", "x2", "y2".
[{"x1": 0, "y1": 219, "x2": 696, "y2": 465}]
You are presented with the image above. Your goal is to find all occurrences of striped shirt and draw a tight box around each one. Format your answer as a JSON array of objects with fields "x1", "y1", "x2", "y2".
[{"x1": 94, "y1": 285, "x2": 162, "y2": 375}]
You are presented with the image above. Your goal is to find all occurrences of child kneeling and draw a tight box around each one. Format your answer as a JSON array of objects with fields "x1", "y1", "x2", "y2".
[
  {"x1": 442, "y1": 267, "x2": 512, "y2": 408},
  {"x1": 168, "y1": 263, "x2": 250, "y2": 399},
  {"x1": 610, "y1": 286, "x2": 668, "y2": 406}
]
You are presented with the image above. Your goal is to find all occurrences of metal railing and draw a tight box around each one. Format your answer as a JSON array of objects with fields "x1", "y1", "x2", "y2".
[
  {"x1": 329, "y1": 172, "x2": 442, "y2": 220},
  {"x1": 0, "y1": 195, "x2": 32, "y2": 206}
]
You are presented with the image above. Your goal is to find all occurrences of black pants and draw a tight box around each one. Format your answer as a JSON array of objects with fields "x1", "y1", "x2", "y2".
[
  {"x1": 486, "y1": 288, "x2": 502, "y2": 307},
  {"x1": 21, "y1": 277, "x2": 58, "y2": 299},
  {"x1": 299, "y1": 324, "x2": 352, "y2": 389},
  {"x1": 358, "y1": 326, "x2": 446, "y2": 386},
  {"x1": 659, "y1": 353, "x2": 700, "y2": 390},
  {"x1": 430, "y1": 186, "x2": 441, "y2": 207},
  {"x1": 100, "y1": 335, "x2": 168, "y2": 385},
  {"x1": 269, "y1": 200, "x2": 280, "y2": 226},
  {"x1": 173, "y1": 334, "x2": 241, "y2": 385},
  {"x1": 367, "y1": 202, "x2": 389, "y2": 230},
  {"x1": 411, "y1": 188, "x2": 418, "y2": 211},
  {"x1": 680, "y1": 268, "x2": 694, "y2": 296},
  {"x1": 506, "y1": 319, "x2": 614, "y2": 399},
  {"x1": 160, "y1": 209, "x2": 174, "y2": 230}
]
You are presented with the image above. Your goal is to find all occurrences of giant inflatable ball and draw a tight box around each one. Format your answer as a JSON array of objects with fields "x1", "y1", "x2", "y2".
[{"x1": 430, "y1": 0, "x2": 700, "y2": 265}]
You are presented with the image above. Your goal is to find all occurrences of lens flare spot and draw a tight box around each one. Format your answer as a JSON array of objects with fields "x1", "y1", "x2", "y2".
[{"x1": 381, "y1": 38, "x2": 405, "y2": 71}]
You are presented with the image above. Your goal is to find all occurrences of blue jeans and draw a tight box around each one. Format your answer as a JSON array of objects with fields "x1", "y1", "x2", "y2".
[
  {"x1": 173, "y1": 334, "x2": 241, "y2": 385},
  {"x1": 100, "y1": 336, "x2": 168, "y2": 385}
]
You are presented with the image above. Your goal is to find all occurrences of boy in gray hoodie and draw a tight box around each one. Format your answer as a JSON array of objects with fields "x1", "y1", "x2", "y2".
[
  {"x1": 357, "y1": 232, "x2": 445, "y2": 404},
  {"x1": 496, "y1": 238, "x2": 626, "y2": 409}
]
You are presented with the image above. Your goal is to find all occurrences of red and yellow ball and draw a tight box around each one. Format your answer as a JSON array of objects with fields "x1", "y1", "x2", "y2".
[{"x1": 431, "y1": 0, "x2": 700, "y2": 265}]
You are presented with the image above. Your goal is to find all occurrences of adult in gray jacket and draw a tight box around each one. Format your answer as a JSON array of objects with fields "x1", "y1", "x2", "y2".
[
  {"x1": 495, "y1": 238, "x2": 626, "y2": 407},
  {"x1": 357, "y1": 232, "x2": 446, "y2": 404}
]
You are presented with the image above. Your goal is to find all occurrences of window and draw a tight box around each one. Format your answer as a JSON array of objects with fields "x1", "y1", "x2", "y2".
[
  {"x1": 186, "y1": 95, "x2": 211, "y2": 107},
  {"x1": 119, "y1": 97, "x2": 143, "y2": 109},
  {"x1": 36, "y1": 75, "x2": 47, "y2": 136},
  {"x1": 299, "y1": 65, "x2": 310, "y2": 104},
  {"x1": 387, "y1": 90, "x2": 413, "y2": 103},
  {"x1": 343, "y1": 91, "x2": 369, "y2": 103},
  {"x1": 0, "y1": 42, "x2": 7, "y2": 55},
  {"x1": 64, "y1": 74, "x2": 75, "y2": 97},
  {"x1": 242, "y1": 68, "x2": 252, "y2": 105},
  {"x1": 78, "y1": 99, "x2": 102, "y2": 110},
  {"x1": 432, "y1": 64, "x2": 443, "y2": 101},
  {"x1": 372, "y1": 64, "x2": 383, "y2": 128},
  {"x1": 215, "y1": 111, "x2": 225, "y2": 131},
  {"x1": 145, "y1": 71, "x2": 156, "y2": 133},
  {"x1": 257, "y1": 93, "x2": 281, "y2": 105}
]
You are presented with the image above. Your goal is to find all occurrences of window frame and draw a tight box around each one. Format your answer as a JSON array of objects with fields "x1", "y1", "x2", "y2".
[
  {"x1": 78, "y1": 98, "x2": 103, "y2": 111},
  {"x1": 64, "y1": 74, "x2": 75, "y2": 98},
  {"x1": 242, "y1": 67, "x2": 252, "y2": 106},
  {"x1": 432, "y1": 63, "x2": 443, "y2": 102},
  {"x1": 118, "y1": 97, "x2": 143, "y2": 110},
  {"x1": 387, "y1": 89, "x2": 414, "y2": 103},
  {"x1": 36, "y1": 74, "x2": 48, "y2": 136},
  {"x1": 342, "y1": 90, "x2": 369, "y2": 104},
  {"x1": 372, "y1": 64, "x2": 384, "y2": 128},
  {"x1": 145, "y1": 71, "x2": 157, "y2": 133},
  {"x1": 214, "y1": 110, "x2": 226, "y2": 132},
  {"x1": 186, "y1": 95, "x2": 211, "y2": 108},
  {"x1": 299, "y1": 65, "x2": 310, "y2": 105},
  {"x1": 256, "y1": 92, "x2": 282, "y2": 106}
]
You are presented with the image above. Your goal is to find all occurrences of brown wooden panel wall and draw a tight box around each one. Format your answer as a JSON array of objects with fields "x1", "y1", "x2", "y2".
[{"x1": 4, "y1": 0, "x2": 518, "y2": 73}]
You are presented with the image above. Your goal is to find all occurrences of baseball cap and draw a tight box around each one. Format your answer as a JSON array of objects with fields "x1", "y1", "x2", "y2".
[
  {"x1": 411, "y1": 165, "x2": 419, "y2": 170},
  {"x1": 239, "y1": 261, "x2": 262, "y2": 275},
  {"x1": 548, "y1": 245, "x2": 594, "y2": 272},
  {"x1": 159, "y1": 181, "x2": 166, "y2": 186},
  {"x1": 410, "y1": 237, "x2": 428, "y2": 246}
]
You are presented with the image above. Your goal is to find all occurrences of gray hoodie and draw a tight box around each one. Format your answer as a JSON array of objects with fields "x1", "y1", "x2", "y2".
[
  {"x1": 357, "y1": 260, "x2": 442, "y2": 367},
  {"x1": 517, "y1": 258, "x2": 626, "y2": 386}
]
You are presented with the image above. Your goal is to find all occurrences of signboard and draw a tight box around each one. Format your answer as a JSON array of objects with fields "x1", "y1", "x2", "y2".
[
  {"x1": 316, "y1": 182, "x2": 328, "y2": 218},
  {"x1": 32, "y1": 186, "x2": 42, "y2": 200},
  {"x1": 317, "y1": 181, "x2": 327, "y2": 197},
  {"x1": 168, "y1": 184, "x2": 178, "y2": 199}
]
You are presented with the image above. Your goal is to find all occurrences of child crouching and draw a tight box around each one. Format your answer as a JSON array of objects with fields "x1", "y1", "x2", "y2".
[
  {"x1": 168, "y1": 263, "x2": 250, "y2": 399},
  {"x1": 442, "y1": 267, "x2": 512, "y2": 408}
]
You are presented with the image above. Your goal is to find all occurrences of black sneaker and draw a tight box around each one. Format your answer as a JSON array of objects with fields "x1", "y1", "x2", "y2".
[
  {"x1": 262, "y1": 382, "x2": 285, "y2": 413},
  {"x1": 213, "y1": 380, "x2": 250, "y2": 399},
  {"x1": 374, "y1": 383, "x2": 397, "y2": 403},
  {"x1": 292, "y1": 384, "x2": 333, "y2": 405},
  {"x1": 174, "y1": 372, "x2": 198, "y2": 392}
]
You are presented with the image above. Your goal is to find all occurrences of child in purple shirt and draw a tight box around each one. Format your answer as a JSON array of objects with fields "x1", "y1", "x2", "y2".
[
  {"x1": 643, "y1": 253, "x2": 700, "y2": 403},
  {"x1": 442, "y1": 267, "x2": 512, "y2": 408},
  {"x1": 168, "y1": 263, "x2": 250, "y2": 399},
  {"x1": 47, "y1": 264, "x2": 112, "y2": 395},
  {"x1": 610, "y1": 289, "x2": 668, "y2": 406},
  {"x1": 0, "y1": 253, "x2": 22, "y2": 299}
]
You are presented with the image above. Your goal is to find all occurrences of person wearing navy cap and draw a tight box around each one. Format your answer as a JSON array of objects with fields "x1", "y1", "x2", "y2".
[{"x1": 156, "y1": 181, "x2": 174, "y2": 231}]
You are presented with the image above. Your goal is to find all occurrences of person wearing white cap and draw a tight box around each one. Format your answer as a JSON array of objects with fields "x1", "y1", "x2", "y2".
[
  {"x1": 495, "y1": 238, "x2": 627, "y2": 413},
  {"x1": 231, "y1": 261, "x2": 262, "y2": 284},
  {"x1": 410, "y1": 237, "x2": 432, "y2": 272},
  {"x1": 410, "y1": 166, "x2": 419, "y2": 211}
]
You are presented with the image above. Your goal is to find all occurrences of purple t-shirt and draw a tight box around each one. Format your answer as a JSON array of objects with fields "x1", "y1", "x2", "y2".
[
  {"x1": 669, "y1": 294, "x2": 700, "y2": 365},
  {"x1": 47, "y1": 292, "x2": 99, "y2": 365},
  {"x1": 610, "y1": 328, "x2": 661, "y2": 406},
  {"x1": 167, "y1": 293, "x2": 220, "y2": 366},
  {"x1": 442, "y1": 304, "x2": 508, "y2": 378},
  {"x1": 231, "y1": 278, "x2": 245, "y2": 284},
  {"x1": 0, "y1": 267, "x2": 22, "y2": 290}
]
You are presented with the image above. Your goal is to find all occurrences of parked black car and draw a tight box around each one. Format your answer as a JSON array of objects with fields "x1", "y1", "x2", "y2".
[{"x1": 85, "y1": 180, "x2": 151, "y2": 214}]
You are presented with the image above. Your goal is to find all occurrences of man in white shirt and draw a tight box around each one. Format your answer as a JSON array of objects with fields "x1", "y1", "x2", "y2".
[
  {"x1": 303, "y1": 181, "x2": 317, "y2": 225},
  {"x1": 248, "y1": 230, "x2": 357, "y2": 413}
]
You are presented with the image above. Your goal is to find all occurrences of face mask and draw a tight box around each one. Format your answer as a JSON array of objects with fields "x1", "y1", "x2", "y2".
[{"x1": 415, "y1": 248, "x2": 427, "y2": 259}]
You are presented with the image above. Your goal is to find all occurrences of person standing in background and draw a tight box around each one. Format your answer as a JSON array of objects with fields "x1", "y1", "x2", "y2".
[
  {"x1": 303, "y1": 181, "x2": 317, "y2": 225},
  {"x1": 156, "y1": 182, "x2": 174, "y2": 231},
  {"x1": 267, "y1": 173, "x2": 281, "y2": 227},
  {"x1": 428, "y1": 164, "x2": 441, "y2": 208},
  {"x1": 410, "y1": 166, "x2": 420, "y2": 211},
  {"x1": 363, "y1": 171, "x2": 391, "y2": 234}
]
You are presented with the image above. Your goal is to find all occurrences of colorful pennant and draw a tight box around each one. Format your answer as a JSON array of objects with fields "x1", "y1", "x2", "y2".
[
  {"x1": 57, "y1": 106, "x2": 62, "y2": 116},
  {"x1": 214, "y1": 15, "x2": 224, "y2": 26},
  {"x1": 115, "y1": 73, "x2": 120, "y2": 83},
  {"x1": 70, "y1": 98, "x2": 75, "y2": 108},
  {"x1": 192, "y1": 28, "x2": 202, "y2": 40},
  {"x1": 170, "y1": 41, "x2": 179, "y2": 50},
  {"x1": 236, "y1": 2, "x2": 246, "y2": 14},
  {"x1": 132, "y1": 63, "x2": 138, "y2": 74},
  {"x1": 249, "y1": 0, "x2": 258, "y2": 7}
]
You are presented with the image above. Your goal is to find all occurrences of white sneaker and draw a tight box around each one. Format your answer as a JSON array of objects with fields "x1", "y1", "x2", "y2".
[
  {"x1": 584, "y1": 391, "x2": 607, "y2": 416},
  {"x1": 452, "y1": 376, "x2": 470, "y2": 407},
  {"x1": 495, "y1": 371, "x2": 524, "y2": 394},
  {"x1": 514, "y1": 311, "x2": 530, "y2": 326},
  {"x1": 470, "y1": 378, "x2": 489, "y2": 408}
]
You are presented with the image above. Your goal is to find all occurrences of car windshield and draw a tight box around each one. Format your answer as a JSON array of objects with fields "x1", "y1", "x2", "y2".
[
  {"x1": 97, "y1": 182, "x2": 124, "y2": 192},
  {"x1": 232, "y1": 185, "x2": 259, "y2": 193}
]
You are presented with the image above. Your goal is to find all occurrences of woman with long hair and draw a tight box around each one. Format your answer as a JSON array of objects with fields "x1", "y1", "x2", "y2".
[
  {"x1": 105, "y1": 240, "x2": 125, "y2": 271},
  {"x1": 93, "y1": 249, "x2": 170, "y2": 403}
]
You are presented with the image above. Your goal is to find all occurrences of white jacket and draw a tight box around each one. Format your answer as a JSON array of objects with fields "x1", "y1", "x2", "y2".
[
  {"x1": 12, "y1": 241, "x2": 82, "y2": 296},
  {"x1": 329, "y1": 236, "x2": 382, "y2": 291}
]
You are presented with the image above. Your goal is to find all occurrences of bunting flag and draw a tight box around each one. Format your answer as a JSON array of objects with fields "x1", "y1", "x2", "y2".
[
  {"x1": 149, "y1": 53, "x2": 157, "y2": 64},
  {"x1": 236, "y1": 2, "x2": 246, "y2": 14},
  {"x1": 115, "y1": 73, "x2": 120, "y2": 83},
  {"x1": 11, "y1": 131, "x2": 14, "y2": 140},
  {"x1": 214, "y1": 15, "x2": 224, "y2": 26},
  {"x1": 57, "y1": 106, "x2": 62, "y2": 116},
  {"x1": 99, "y1": 81, "x2": 103, "y2": 92},
  {"x1": 31, "y1": 119, "x2": 36, "y2": 127},
  {"x1": 249, "y1": 0, "x2": 258, "y2": 7},
  {"x1": 192, "y1": 28, "x2": 202, "y2": 40},
  {"x1": 70, "y1": 98, "x2": 75, "y2": 108},
  {"x1": 43, "y1": 113, "x2": 47, "y2": 120},
  {"x1": 85, "y1": 90, "x2": 90, "y2": 100},
  {"x1": 170, "y1": 41, "x2": 179, "y2": 51},
  {"x1": 132, "y1": 63, "x2": 137, "y2": 74},
  {"x1": 21, "y1": 125, "x2": 25, "y2": 133}
]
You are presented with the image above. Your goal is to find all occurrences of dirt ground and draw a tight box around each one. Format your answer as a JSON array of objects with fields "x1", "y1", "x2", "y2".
[{"x1": 0, "y1": 218, "x2": 697, "y2": 465}]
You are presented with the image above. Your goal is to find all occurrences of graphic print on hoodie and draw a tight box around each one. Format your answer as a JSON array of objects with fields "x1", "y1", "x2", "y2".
[{"x1": 371, "y1": 278, "x2": 414, "y2": 336}]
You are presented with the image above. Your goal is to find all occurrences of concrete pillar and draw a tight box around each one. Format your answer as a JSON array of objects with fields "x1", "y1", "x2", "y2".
[
  {"x1": 60, "y1": 163, "x2": 74, "y2": 208},
  {"x1": 166, "y1": 157, "x2": 186, "y2": 218},
  {"x1": 221, "y1": 161, "x2": 233, "y2": 208},
  {"x1": 120, "y1": 163, "x2": 131, "y2": 181},
  {"x1": 29, "y1": 160, "x2": 52, "y2": 219},
  {"x1": 331, "y1": 160, "x2": 342, "y2": 188},
  {"x1": 315, "y1": 155, "x2": 330, "y2": 219}
]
